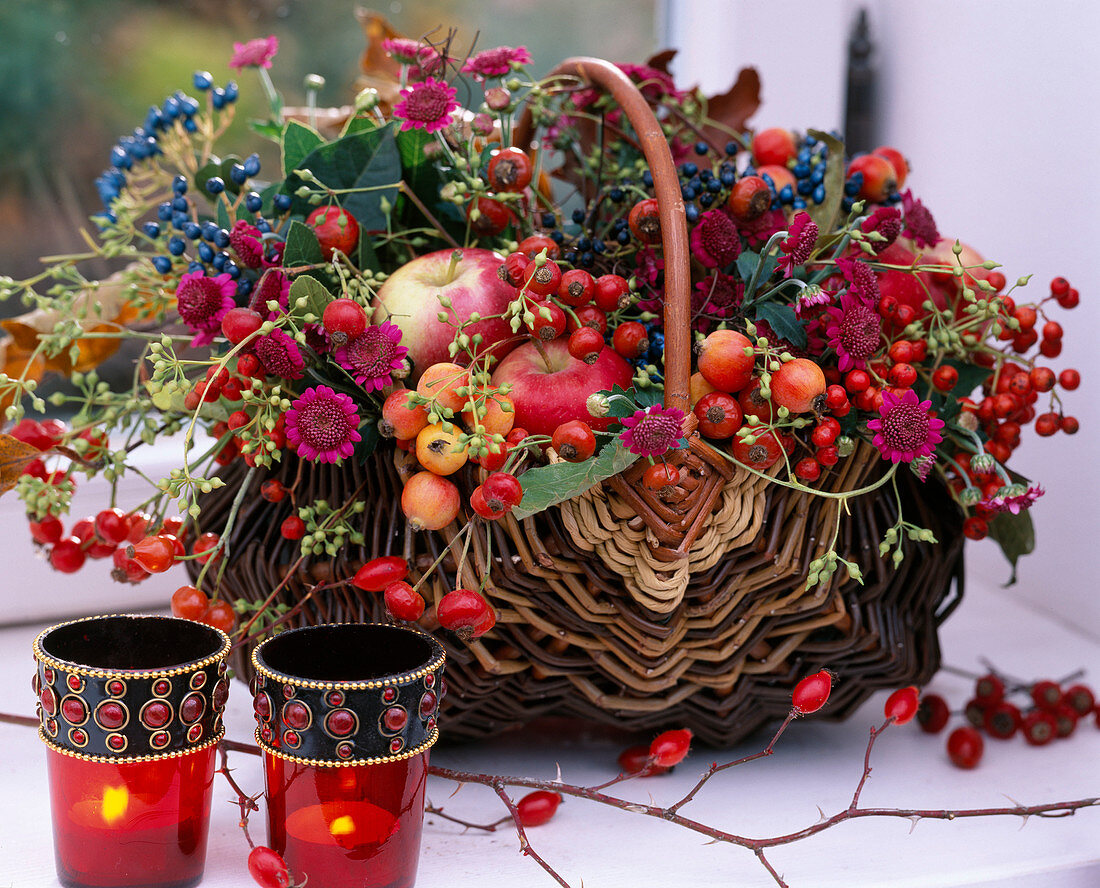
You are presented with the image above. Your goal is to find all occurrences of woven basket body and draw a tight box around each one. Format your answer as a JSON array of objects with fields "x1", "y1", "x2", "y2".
[{"x1": 192, "y1": 57, "x2": 965, "y2": 745}]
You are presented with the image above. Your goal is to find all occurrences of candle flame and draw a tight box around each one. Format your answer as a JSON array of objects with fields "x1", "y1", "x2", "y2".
[
  {"x1": 101, "y1": 784, "x2": 129, "y2": 826},
  {"x1": 328, "y1": 814, "x2": 356, "y2": 837}
]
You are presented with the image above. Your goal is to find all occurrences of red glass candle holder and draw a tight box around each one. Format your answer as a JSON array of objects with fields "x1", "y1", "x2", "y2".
[
  {"x1": 252, "y1": 624, "x2": 445, "y2": 888},
  {"x1": 33, "y1": 614, "x2": 231, "y2": 888}
]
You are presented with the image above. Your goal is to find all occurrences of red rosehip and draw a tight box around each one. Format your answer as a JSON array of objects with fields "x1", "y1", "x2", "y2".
[
  {"x1": 221, "y1": 307, "x2": 264, "y2": 344},
  {"x1": 612, "y1": 321, "x2": 649, "y2": 359},
  {"x1": 49, "y1": 538, "x2": 86, "y2": 574},
  {"x1": 884, "y1": 686, "x2": 920, "y2": 725},
  {"x1": 558, "y1": 269, "x2": 594, "y2": 307},
  {"x1": 792, "y1": 670, "x2": 832, "y2": 714},
  {"x1": 567, "y1": 326, "x2": 604, "y2": 364},
  {"x1": 617, "y1": 744, "x2": 669, "y2": 777},
  {"x1": 322, "y1": 298, "x2": 368, "y2": 346},
  {"x1": 437, "y1": 588, "x2": 495, "y2": 638},
  {"x1": 384, "y1": 581, "x2": 425, "y2": 622},
  {"x1": 352, "y1": 556, "x2": 408, "y2": 592},
  {"x1": 649, "y1": 728, "x2": 692, "y2": 767},
  {"x1": 551, "y1": 420, "x2": 595, "y2": 462},
  {"x1": 627, "y1": 198, "x2": 661, "y2": 244},
  {"x1": 486, "y1": 147, "x2": 533, "y2": 192},
  {"x1": 984, "y1": 702, "x2": 1022, "y2": 740},
  {"x1": 946, "y1": 726, "x2": 984, "y2": 769},
  {"x1": 1023, "y1": 709, "x2": 1057, "y2": 746},
  {"x1": 917, "y1": 693, "x2": 950, "y2": 734},
  {"x1": 516, "y1": 790, "x2": 562, "y2": 827},
  {"x1": 247, "y1": 845, "x2": 291, "y2": 888},
  {"x1": 280, "y1": 516, "x2": 306, "y2": 541},
  {"x1": 306, "y1": 205, "x2": 360, "y2": 260},
  {"x1": 171, "y1": 585, "x2": 210, "y2": 621}
]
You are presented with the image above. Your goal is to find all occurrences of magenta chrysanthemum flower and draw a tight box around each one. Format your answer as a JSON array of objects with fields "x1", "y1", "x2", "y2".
[
  {"x1": 981, "y1": 483, "x2": 1044, "y2": 515},
  {"x1": 836, "y1": 256, "x2": 880, "y2": 304},
  {"x1": 229, "y1": 35, "x2": 279, "y2": 71},
  {"x1": 866, "y1": 388, "x2": 944, "y2": 463},
  {"x1": 286, "y1": 385, "x2": 362, "y2": 463},
  {"x1": 382, "y1": 38, "x2": 423, "y2": 65},
  {"x1": 860, "y1": 206, "x2": 902, "y2": 253},
  {"x1": 253, "y1": 328, "x2": 305, "y2": 379},
  {"x1": 824, "y1": 290, "x2": 882, "y2": 371},
  {"x1": 794, "y1": 286, "x2": 833, "y2": 317},
  {"x1": 900, "y1": 189, "x2": 940, "y2": 249},
  {"x1": 690, "y1": 209, "x2": 742, "y2": 269},
  {"x1": 174, "y1": 271, "x2": 236, "y2": 347},
  {"x1": 332, "y1": 322, "x2": 407, "y2": 392},
  {"x1": 618, "y1": 405, "x2": 685, "y2": 458},
  {"x1": 462, "y1": 45, "x2": 532, "y2": 79},
  {"x1": 229, "y1": 219, "x2": 264, "y2": 269},
  {"x1": 776, "y1": 212, "x2": 819, "y2": 277},
  {"x1": 248, "y1": 269, "x2": 290, "y2": 319},
  {"x1": 393, "y1": 77, "x2": 460, "y2": 134}
]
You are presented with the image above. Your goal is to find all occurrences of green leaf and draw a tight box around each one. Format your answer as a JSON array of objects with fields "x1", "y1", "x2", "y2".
[
  {"x1": 513, "y1": 439, "x2": 640, "y2": 520},
  {"x1": 597, "y1": 384, "x2": 658, "y2": 419},
  {"x1": 806, "y1": 129, "x2": 846, "y2": 234},
  {"x1": 249, "y1": 119, "x2": 285, "y2": 143},
  {"x1": 753, "y1": 301, "x2": 808, "y2": 348},
  {"x1": 395, "y1": 126, "x2": 443, "y2": 212},
  {"x1": 193, "y1": 157, "x2": 222, "y2": 200},
  {"x1": 217, "y1": 154, "x2": 244, "y2": 197},
  {"x1": 355, "y1": 420, "x2": 380, "y2": 462},
  {"x1": 283, "y1": 221, "x2": 324, "y2": 267},
  {"x1": 288, "y1": 275, "x2": 332, "y2": 322},
  {"x1": 282, "y1": 120, "x2": 324, "y2": 179},
  {"x1": 735, "y1": 250, "x2": 760, "y2": 283},
  {"x1": 986, "y1": 509, "x2": 1035, "y2": 586},
  {"x1": 215, "y1": 198, "x2": 231, "y2": 232}
]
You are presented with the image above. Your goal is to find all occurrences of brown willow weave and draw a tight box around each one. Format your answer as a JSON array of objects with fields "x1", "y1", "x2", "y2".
[{"x1": 190, "y1": 56, "x2": 965, "y2": 745}]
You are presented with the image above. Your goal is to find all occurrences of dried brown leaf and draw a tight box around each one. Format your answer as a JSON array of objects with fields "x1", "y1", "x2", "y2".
[
  {"x1": 699, "y1": 67, "x2": 761, "y2": 146},
  {"x1": 0, "y1": 433, "x2": 43, "y2": 495}
]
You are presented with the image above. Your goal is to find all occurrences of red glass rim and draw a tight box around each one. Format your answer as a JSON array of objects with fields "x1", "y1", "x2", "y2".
[{"x1": 35, "y1": 614, "x2": 230, "y2": 677}]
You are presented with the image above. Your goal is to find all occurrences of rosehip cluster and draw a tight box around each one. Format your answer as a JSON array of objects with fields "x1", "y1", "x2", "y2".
[{"x1": 915, "y1": 671, "x2": 1097, "y2": 769}]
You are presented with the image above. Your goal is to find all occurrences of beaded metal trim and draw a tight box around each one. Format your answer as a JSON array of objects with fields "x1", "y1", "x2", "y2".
[
  {"x1": 254, "y1": 726, "x2": 438, "y2": 767},
  {"x1": 39, "y1": 727, "x2": 226, "y2": 764}
]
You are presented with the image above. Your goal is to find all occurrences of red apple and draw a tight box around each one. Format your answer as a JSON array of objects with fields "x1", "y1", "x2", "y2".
[
  {"x1": 490, "y1": 338, "x2": 633, "y2": 438},
  {"x1": 372, "y1": 248, "x2": 518, "y2": 377}
]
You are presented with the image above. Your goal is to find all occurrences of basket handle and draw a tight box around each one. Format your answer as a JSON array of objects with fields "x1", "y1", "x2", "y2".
[{"x1": 513, "y1": 58, "x2": 691, "y2": 416}]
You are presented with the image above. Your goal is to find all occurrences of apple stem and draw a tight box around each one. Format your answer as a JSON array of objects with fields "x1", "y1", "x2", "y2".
[
  {"x1": 531, "y1": 336, "x2": 555, "y2": 374},
  {"x1": 444, "y1": 249, "x2": 463, "y2": 285}
]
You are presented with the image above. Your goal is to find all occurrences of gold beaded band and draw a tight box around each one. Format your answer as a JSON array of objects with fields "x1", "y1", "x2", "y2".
[
  {"x1": 39, "y1": 727, "x2": 226, "y2": 764},
  {"x1": 254, "y1": 726, "x2": 438, "y2": 767}
]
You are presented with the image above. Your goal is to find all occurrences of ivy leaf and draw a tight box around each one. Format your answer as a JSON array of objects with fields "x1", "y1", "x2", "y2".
[
  {"x1": 283, "y1": 221, "x2": 324, "y2": 267},
  {"x1": 806, "y1": 129, "x2": 845, "y2": 234},
  {"x1": 513, "y1": 439, "x2": 639, "y2": 520},
  {"x1": 754, "y1": 301, "x2": 808, "y2": 348},
  {"x1": 282, "y1": 120, "x2": 324, "y2": 179},
  {"x1": 288, "y1": 275, "x2": 332, "y2": 322},
  {"x1": 986, "y1": 509, "x2": 1035, "y2": 586}
]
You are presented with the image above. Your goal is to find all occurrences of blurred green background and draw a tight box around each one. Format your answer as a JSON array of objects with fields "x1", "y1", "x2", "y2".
[{"x1": 0, "y1": 0, "x2": 656, "y2": 280}]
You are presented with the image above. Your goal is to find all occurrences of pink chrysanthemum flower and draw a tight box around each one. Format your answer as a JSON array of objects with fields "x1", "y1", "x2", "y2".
[
  {"x1": 860, "y1": 206, "x2": 902, "y2": 254},
  {"x1": 824, "y1": 290, "x2": 882, "y2": 371},
  {"x1": 393, "y1": 77, "x2": 459, "y2": 134},
  {"x1": 836, "y1": 256, "x2": 880, "y2": 304},
  {"x1": 381, "y1": 38, "x2": 424, "y2": 65},
  {"x1": 900, "y1": 189, "x2": 940, "y2": 249},
  {"x1": 332, "y1": 322, "x2": 407, "y2": 392},
  {"x1": 618, "y1": 405, "x2": 685, "y2": 458},
  {"x1": 253, "y1": 328, "x2": 305, "y2": 379},
  {"x1": 248, "y1": 269, "x2": 290, "y2": 319},
  {"x1": 462, "y1": 45, "x2": 532, "y2": 79},
  {"x1": 175, "y1": 271, "x2": 236, "y2": 347},
  {"x1": 866, "y1": 388, "x2": 945, "y2": 464},
  {"x1": 981, "y1": 483, "x2": 1044, "y2": 515},
  {"x1": 286, "y1": 385, "x2": 362, "y2": 463},
  {"x1": 617, "y1": 62, "x2": 684, "y2": 102},
  {"x1": 229, "y1": 219, "x2": 264, "y2": 269},
  {"x1": 776, "y1": 212, "x2": 819, "y2": 278},
  {"x1": 229, "y1": 35, "x2": 279, "y2": 71},
  {"x1": 690, "y1": 209, "x2": 742, "y2": 269},
  {"x1": 794, "y1": 285, "x2": 832, "y2": 317}
]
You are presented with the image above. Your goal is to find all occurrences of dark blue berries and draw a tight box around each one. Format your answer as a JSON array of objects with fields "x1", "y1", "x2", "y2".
[
  {"x1": 193, "y1": 71, "x2": 213, "y2": 91},
  {"x1": 152, "y1": 256, "x2": 172, "y2": 274}
]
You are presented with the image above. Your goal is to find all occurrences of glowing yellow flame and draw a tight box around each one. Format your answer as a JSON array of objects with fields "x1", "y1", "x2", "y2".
[
  {"x1": 101, "y1": 785, "x2": 129, "y2": 826},
  {"x1": 328, "y1": 814, "x2": 356, "y2": 837}
]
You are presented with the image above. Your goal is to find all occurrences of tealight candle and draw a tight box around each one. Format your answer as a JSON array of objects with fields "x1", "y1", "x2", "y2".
[
  {"x1": 252, "y1": 623, "x2": 444, "y2": 888},
  {"x1": 34, "y1": 614, "x2": 231, "y2": 888}
]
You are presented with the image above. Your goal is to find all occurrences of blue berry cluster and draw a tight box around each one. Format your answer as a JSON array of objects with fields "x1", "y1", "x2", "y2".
[{"x1": 93, "y1": 71, "x2": 241, "y2": 223}]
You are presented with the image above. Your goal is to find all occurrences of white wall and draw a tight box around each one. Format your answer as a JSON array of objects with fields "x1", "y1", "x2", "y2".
[{"x1": 668, "y1": 0, "x2": 1100, "y2": 637}]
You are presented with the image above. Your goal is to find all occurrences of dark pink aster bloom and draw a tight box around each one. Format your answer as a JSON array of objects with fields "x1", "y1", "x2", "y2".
[
  {"x1": 900, "y1": 189, "x2": 940, "y2": 249},
  {"x1": 981, "y1": 483, "x2": 1044, "y2": 515},
  {"x1": 836, "y1": 255, "x2": 880, "y2": 304},
  {"x1": 229, "y1": 35, "x2": 279, "y2": 71},
  {"x1": 382, "y1": 38, "x2": 424, "y2": 65},
  {"x1": 248, "y1": 269, "x2": 291, "y2": 318},
  {"x1": 175, "y1": 271, "x2": 236, "y2": 347},
  {"x1": 776, "y1": 212, "x2": 819, "y2": 278},
  {"x1": 253, "y1": 328, "x2": 304, "y2": 380},
  {"x1": 794, "y1": 285, "x2": 832, "y2": 317},
  {"x1": 690, "y1": 209, "x2": 742, "y2": 268},
  {"x1": 462, "y1": 45, "x2": 532, "y2": 79},
  {"x1": 617, "y1": 62, "x2": 684, "y2": 102},
  {"x1": 286, "y1": 385, "x2": 362, "y2": 463},
  {"x1": 824, "y1": 290, "x2": 882, "y2": 371},
  {"x1": 332, "y1": 322, "x2": 407, "y2": 392},
  {"x1": 229, "y1": 219, "x2": 264, "y2": 269},
  {"x1": 866, "y1": 388, "x2": 944, "y2": 463},
  {"x1": 393, "y1": 77, "x2": 460, "y2": 134},
  {"x1": 860, "y1": 206, "x2": 902, "y2": 253},
  {"x1": 618, "y1": 405, "x2": 685, "y2": 458}
]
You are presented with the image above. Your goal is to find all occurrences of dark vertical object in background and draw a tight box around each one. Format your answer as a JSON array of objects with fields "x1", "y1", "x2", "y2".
[{"x1": 844, "y1": 8, "x2": 876, "y2": 153}]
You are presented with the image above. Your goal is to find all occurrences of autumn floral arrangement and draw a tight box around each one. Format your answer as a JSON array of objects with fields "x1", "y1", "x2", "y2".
[{"x1": 0, "y1": 24, "x2": 1081, "y2": 639}]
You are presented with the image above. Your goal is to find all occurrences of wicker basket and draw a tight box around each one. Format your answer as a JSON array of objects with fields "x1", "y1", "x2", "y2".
[{"x1": 191, "y1": 58, "x2": 966, "y2": 745}]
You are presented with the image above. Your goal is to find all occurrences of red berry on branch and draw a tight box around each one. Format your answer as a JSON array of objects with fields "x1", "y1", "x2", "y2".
[
  {"x1": 567, "y1": 326, "x2": 604, "y2": 365},
  {"x1": 551, "y1": 420, "x2": 595, "y2": 462},
  {"x1": 384, "y1": 581, "x2": 425, "y2": 622},
  {"x1": 627, "y1": 198, "x2": 661, "y2": 244},
  {"x1": 528, "y1": 301, "x2": 566, "y2": 341},
  {"x1": 1022, "y1": 709, "x2": 1057, "y2": 746},
  {"x1": 516, "y1": 235, "x2": 560, "y2": 262},
  {"x1": 499, "y1": 251, "x2": 529, "y2": 287},
  {"x1": 1063, "y1": 684, "x2": 1095, "y2": 716},
  {"x1": 974, "y1": 673, "x2": 1005, "y2": 706},
  {"x1": 1031, "y1": 680, "x2": 1062, "y2": 711},
  {"x1": 649, "y1": 728, "x2": 693, "y2": 767},
  {"x1": 486, "y1": 147, "x2": 533, "y2": 192},
  {"x1": 558, "y1": 268, "x2": 594, "y2": 307},
  {"x1": 884, "y1": 686, "x2": 920, "y2": 725},
  {"x1": 49, "y1": 538, "x2": 86, "y2": 574},
  {"x1": 1061, "y1": 415, "x2": 1080, "y2": 435},
  {"x1": 280, "y1": 516, "x2": 306, "y2": 541},
  {"x1": 221, "y1": 307, "x2": 264, "y2": 344},
  {"x1": 617, "y1": 744, "x2": 669, "y2": 777},
  {"x1": 202, "y1": 599, "x2": 236, "y2": 633},
  {"x1": 129, "y1": 536, "x2": 176, "y2": 573},
  {"x1": 642, "y1": 462, "x2": 681, "y2": 493},
  {"x1": 792, "y1": 670, "x2": 833, "y2": 714},
  {"x1": 94, "y1": 508, "x2": 130, "y2": 546},
  {"x1": 946, "y1": 726, "x2": 984, "y2": 769},
  {"x1": 470, "y1": 485, "x2": 506, "y2": 520},
  {"x1": 437, "y1": 588, "x2": 495, "y2": 638},
  {"x1": 247, "y1": 845, "x2": 291, "y2": 888},
  {"x1": 322, "y1": 298, "x2": 367, "y2": 346},
  {"x1": 1049, "y1": 276, "x2": 1070, "y2": 297},
  {"x1": 695, "y1": 391, "x2": 742, "y2": 439},
  {"x1": 612, "y1": 321, "x2": 649, "y2": 359},
  {"x1": 569, "y1": 304, "x2": 608, "y2": 335},
  {"x1": 352, "y1": 556, "x2": 409, "y2": 592},
  {"x1": 593, "y1": 274, "x2": 631, "y2": 313},
  {"x1": 523, "y1": 260, "x2": 562, "y2": 298},
  {"x1": 984, "y1": 702, "x2": 1022, "y2": 740},
  {"x1": 306, "y1": 205, "x2": 360, "y2": 260},
  {"x1": 193, "y1": 532, "x2": 222, "y2": 564},
  {"x1": 171, "y1": 585, "x2": 209, "y2": 621},
  {"x1": 516, "y1": 790, "x2": 562, "y2": 827},
  {"x1": 260, "y1": 479, "x2": 287, "y2": 502},
  {"x1": 482, "y1": 472, "x2": 523, "y2": 509},
  {"x1": 916, "y1": 693, "x2": 950, "y2": 734},
  {"x1": 29, "y1": 516, "x2": 64, "y2": 546},
  {"x1": 1058, "y1": 368, "x2": 1080, "y2": 391},
  {"x1": 727, "y1": 175, "x2": 772, "y2": 221},
  {"x1": 963, "y1": 516, "x2": 988, "y2": 540}
]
